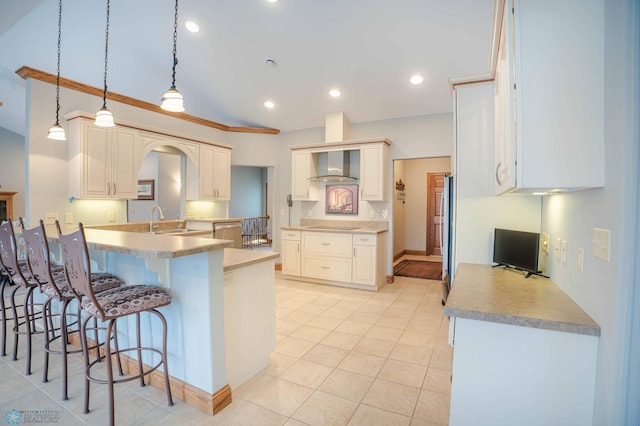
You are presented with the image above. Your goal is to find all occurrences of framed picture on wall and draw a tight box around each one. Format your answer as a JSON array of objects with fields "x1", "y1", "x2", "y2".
[
  {"x1": 137, "y1": 179, "x2": 155, "y2": 200},
  {"x1": 326, "y1": 184, "x2": 358, "y2": 215}
]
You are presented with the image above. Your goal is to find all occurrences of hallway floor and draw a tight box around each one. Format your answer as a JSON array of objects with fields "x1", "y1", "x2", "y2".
[{"x1": 1, "y1": 266, "x2": 451, "y2": 425}]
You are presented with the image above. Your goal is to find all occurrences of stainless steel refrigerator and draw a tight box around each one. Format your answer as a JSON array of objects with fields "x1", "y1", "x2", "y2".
[{"x1": 440, "y1": 174, "x2": 454, "y2": 304}]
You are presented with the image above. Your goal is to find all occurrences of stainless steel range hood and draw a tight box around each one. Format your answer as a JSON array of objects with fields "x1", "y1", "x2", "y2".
[
  {"x1": 309, "y1": 150, "x2": 357, "y2": 182},
  {"x1": 309, "y1": 112, "x2": 358, "y2": 182}
]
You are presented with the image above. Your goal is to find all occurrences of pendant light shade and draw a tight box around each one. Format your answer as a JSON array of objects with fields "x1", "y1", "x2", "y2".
[
  {"x1": 95, "y1": 106, "x2": 115, "y2": 127},
  {"x1": 96, "y1": 0, "x2": 115, "y2": 127},
  {"x1": 161, "y1": 0, "x2": 185, "y2": 112},
  {"x1": 47, "y1": 124, "x2": 66, "y2": 140},
  {"x1": 48, "y1": 0, "x2": 66, "y2": 141},
  {"x1": 160, "y1": 88, "x2": 184, "y2": 112}
]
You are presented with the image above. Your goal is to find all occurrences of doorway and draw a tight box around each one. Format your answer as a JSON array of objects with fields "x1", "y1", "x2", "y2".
[
  {"x1": 426, "y1": 173, "x2": 445, "y2": 256},
  {"x1": 392, "y1": 157, "x2": 450, "y2": 261}
]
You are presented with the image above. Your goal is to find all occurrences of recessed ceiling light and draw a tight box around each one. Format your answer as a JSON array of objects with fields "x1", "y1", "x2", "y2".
[
  {"x1": 410, "y1": 74, "x2": 424, "y2": 85},
  {"x1": 185, "y1": 20, "x2": 200, "y2": 33},
  {"x1": 265, "y1": 0, "x2": 278, "y2": 3},
  {"x1": 329, "y1": 89, "x2": 341, "y2": 98},
  {"x1": 264, "y1": 100, "x2": 275, "y2": 109}
]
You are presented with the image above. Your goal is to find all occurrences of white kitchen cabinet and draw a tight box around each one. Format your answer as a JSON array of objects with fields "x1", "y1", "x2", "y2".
[
  {"x1": 67, "y1": 118, "x2": 139, "y2": 199},
  {"x1": 291, "y1": 151, "x2": 319, "y2": 201},
  {"x1": 281, "y1": 230, "x2": 301, "y2": 276},
  {"x1": 301, "y1": 232, "x2": 352, "y2": 282},
  {"x1": 360, "y1": 143, "x2": 389, "y2": 201},
  {"x1": 494, "y1": 0, "x2": 604, "y2": 194},
  {"x1": 282, "y1": 229, "x2": 387, "y2": 290},
  {"x1": 196, "y1": 144, "x2": 231, "y2": 201}
]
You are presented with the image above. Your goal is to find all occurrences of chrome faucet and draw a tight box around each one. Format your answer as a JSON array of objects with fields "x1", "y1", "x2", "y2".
[{"x1": 150, "y1": 206, "x2": 165, "y2": 233}]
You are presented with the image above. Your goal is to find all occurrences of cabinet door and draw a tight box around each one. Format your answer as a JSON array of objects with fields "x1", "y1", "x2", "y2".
[
  {"x1": 212, "y1": 147, "x2": 231, "y2": 200},
  {"x1": 111, "y1": 128, "x2": 138, "y2": 199},
  {"x1": 282, "y1": 239, "x2": 301, "y2": 276},
  {"x1": 291, "y1": 151, "x2": 319, "y2": 201},
  {"x1": 494, "y1": 1, "x2": 517, "y2": 194},
  {"x1": 199, "y1": 145, "x2": 216, "y2": 200},
  {"x1": 352, "y1": 244, "x2": 376, "y2": 286},
  {"x1": 84, "y1": 124, "x2": 111, "y2": 198},
  {"x1": 360, "y1": 144, "x2": 388, "y2": 201}
]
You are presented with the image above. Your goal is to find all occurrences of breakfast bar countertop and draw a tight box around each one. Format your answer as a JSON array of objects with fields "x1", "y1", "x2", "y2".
[
  {"x1": 47, "y1": 225, "x2": 234, "y2": 259},
  {"x1": 444, "y1": 263, "x2": 601, "y2": 336},
  {"x1": 223, "y1": 248, "x2": 279, "y2": 272}
]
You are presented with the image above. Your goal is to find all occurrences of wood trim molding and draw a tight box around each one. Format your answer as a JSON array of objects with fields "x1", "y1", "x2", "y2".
[
  {"x1": 16, "y1": 65, "x2": 279, "y2": 135},
  {"x1": 67, "y1": 334, "x2": 232, "y2": 416},
  {"x1": 386, "y1": 275, "x2": 395, "y2": 284},
  {"x1": 290, "y1": 138, "x2": 392, "y2": 151}
]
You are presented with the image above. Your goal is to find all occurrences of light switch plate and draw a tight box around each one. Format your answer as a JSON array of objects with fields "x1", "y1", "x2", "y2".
[
  {"x1": 560, "y1": 240, "x2": 567, "y2": 263},
  {"x1": 555, "y1": 238, "x2": 561, "y2": 261},
  {"x1": 107, "y1": 211, "x2": 115, "y2": 222},
  {"x1": 186, "y1": 210, "x2": 195, "y2": 219},
  {"x1": 593, "y1": 228, "x2": 611, "y2": 262},
  {"x1": 64, "y1": 212, "x2": 73, "y2": 224},
  {"x1": 45, "y1": 212, "x2": 59, "y2": 225}
]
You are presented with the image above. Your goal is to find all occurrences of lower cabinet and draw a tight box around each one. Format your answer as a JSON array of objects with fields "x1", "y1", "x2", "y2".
[
  {"x1": 282, "y1": 230, "x2": 387, "y2": 290},
  {"x1": 281, "y1": 231, "x2": 301, "y2": 276}
]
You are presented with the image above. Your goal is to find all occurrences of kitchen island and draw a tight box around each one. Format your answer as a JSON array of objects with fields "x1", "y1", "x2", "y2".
[
  {"x1": 444, "y1": 263, "x2": 600, "y2": 426},
  {"x1": 47, "y1": 226, "x2": 277, "y2": 415}
]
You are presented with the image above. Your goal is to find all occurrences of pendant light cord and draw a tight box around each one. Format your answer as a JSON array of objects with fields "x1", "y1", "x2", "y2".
[
  {"x1": 170, "y1": 0, "x2": 179, "y2": 90},
  {"x1": 102, "y1": 0, "x2": 111, "y2": 108},
  {"x1": 54, "y1": 0, "x2": 62, "y2": 126}
]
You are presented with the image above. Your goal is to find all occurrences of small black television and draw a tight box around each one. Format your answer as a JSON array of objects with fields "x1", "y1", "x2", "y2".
[{"x1": 492, "y1": 228, "x2": 541, "y2": 277}]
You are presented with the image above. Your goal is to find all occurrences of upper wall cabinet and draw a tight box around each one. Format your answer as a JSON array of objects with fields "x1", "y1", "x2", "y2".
[
  {"x1": 290, "y1": 139, "x2": 391, "y2": 202},
  {"x1": 360, "y1": 143, "x2": 389, "y2": 201},
  {"x1": 187, "y1": 144, "x2": 231, "y2": 201},
  {"x1": 67, "y1": 117, "x2": 139, "y2": 199},
  {"x1": 494, "y1": 0, "x2": 604, "y2": 194},
  {"x1": 291, "y1": 150, "x2": 320, "y2": 201}
]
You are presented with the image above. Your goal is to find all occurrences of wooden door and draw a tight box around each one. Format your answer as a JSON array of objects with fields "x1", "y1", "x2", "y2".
[{"x1": 427, "y1": 173, "x2": 445, "y2": 256}]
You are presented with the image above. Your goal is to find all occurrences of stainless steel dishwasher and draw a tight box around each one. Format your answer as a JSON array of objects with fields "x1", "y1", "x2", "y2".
[{"x1": 212, "y1": 221, "x2": 242, "y2": 248}]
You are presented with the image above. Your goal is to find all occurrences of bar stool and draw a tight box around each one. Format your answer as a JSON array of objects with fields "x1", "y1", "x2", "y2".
[
  {"x1": 0, "y1": 220, "x2": 48, "y2": 375},
  {"x1": 56, "y1": 222, "x2": 173, "y2": 426},
  {"x1": 20, "y1": 218, "x2": 124, "y2": 400}
]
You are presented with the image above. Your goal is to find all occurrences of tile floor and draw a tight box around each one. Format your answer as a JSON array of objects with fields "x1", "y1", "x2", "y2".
[{"x1": 1, "y1": 258, "x2": 451, "y2": 425}]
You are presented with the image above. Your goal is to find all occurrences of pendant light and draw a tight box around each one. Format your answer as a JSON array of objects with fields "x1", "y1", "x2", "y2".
[
  {"x1": 95, "y1": 0, "x2": 115, "y2": 127},
  {"x1": 47, "y1": 0, "x2": 66, "y2": 140},
  {"x1": 160, "y1": 0, "x2": 185, "y2": 112}
]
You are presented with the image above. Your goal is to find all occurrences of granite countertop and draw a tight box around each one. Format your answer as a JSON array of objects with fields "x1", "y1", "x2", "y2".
[
  {"x1": 46, "y1": 225, "x2": 233, "y2": 259},
  {"x1": 281, "y1": 219, "x2": 388, "y2": 235},
  {"x1": 223, "y1": 248, "x2": 279, "y2": 272},
  {"x1": 444, "y1": 263, "x2": 600, "y2": 336}
]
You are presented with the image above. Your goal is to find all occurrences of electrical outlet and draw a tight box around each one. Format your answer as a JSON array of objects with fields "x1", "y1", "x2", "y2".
[
  {"x1": 64, "y1": 212, "x2": 73, "y2": 224},
  {"x1": 577, "y1": 248, "x2": 584, "y2": 273},
  {"x1": 45, "y1": 212, "x2": 59, "y2": 225},
  {"x1": 107, "y1": 211, "x2": 115, "y2": 222},
  {"x1": 381, "y1": 209, "x2": 389, "y2": 219},
  {"x1": 307, "y1": 209, "x2": 312, "y2": 217},
  {"x1": 540, "y1": 232, "x2": 550, "y2": 253},
  {"x1": 186, "y1": 210, "x2": 195, "y2": 219},
  {"x1": 369, "y1": 210, "x2": 375, "y2": 219},
  {"x1": 280, "y1": 209, "x2": 285, "y2": 216}
]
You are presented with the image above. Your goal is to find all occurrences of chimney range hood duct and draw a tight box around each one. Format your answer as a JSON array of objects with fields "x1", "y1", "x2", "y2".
[{"x1": 309, "y1": 112, "x2": 358, "y2": 182}]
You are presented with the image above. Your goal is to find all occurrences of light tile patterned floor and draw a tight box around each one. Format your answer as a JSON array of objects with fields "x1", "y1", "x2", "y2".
[{"x1": 0, "y1": 262, "x2": 451, "y2": 425}]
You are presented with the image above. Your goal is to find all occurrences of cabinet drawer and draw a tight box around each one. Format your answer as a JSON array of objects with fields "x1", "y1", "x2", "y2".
[
  {"x1": 303, "y1": 232, "x2": 352, "y2": 257},
  {"x1": 302, "y1": 256, "x2": 352, "y2": 282},
  {"x1": 282, "y1": 230, "x2": 301, "y2": 241},
  {"x1": 352, "y1": 234, "x2": 376, "y2": 246}
]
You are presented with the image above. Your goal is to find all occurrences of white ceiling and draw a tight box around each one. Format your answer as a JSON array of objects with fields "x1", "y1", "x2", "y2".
[{"x1": 0, "y1": 0, "x2": 495, "y2": 136}]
